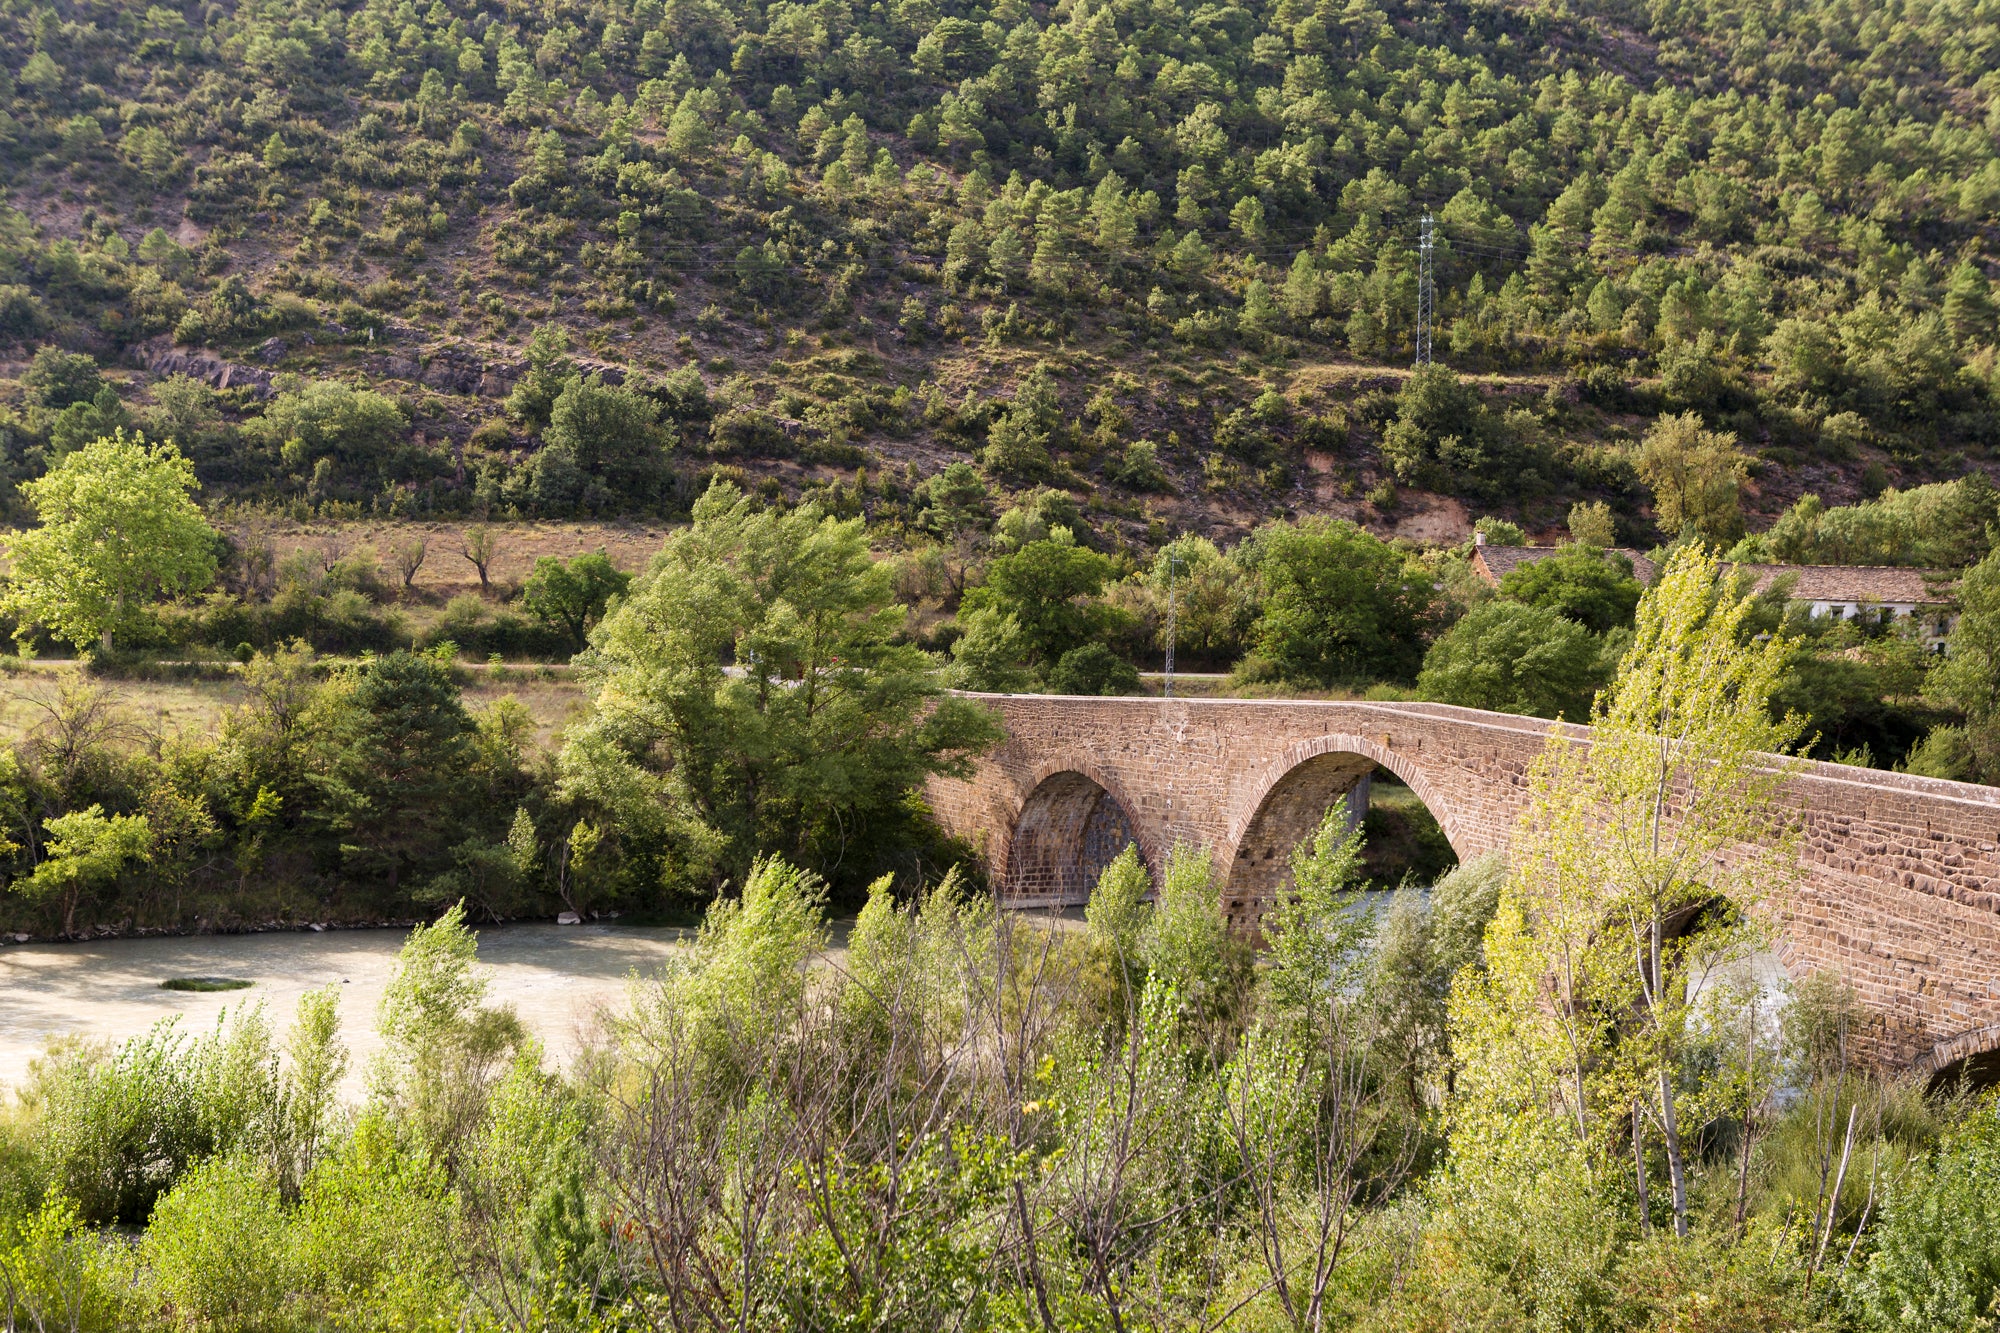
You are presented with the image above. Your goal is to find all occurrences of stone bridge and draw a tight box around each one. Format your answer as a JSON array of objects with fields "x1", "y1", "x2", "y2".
[{"x1": 923, "y1": 694, "x2": 2000, "y2": 1077}]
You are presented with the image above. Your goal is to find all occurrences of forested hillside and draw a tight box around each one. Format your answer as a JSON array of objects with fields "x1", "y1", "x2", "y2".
[{"x1": 1, "y1": 0, "x2": 1999, "y2": 536}]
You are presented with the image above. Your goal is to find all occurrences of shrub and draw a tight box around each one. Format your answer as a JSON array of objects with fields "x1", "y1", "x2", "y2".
[
  {"x1": 1417, "y1": 600, "x2": 1607, "y2": 720},
  {"x1": 1848, "y1": 1096, "x2": 2000, "y2": 1330},
  {"x1": 142, "y1": 1155, "x2": 292, "y2": 1332},
  {"x1": 1046, "y1": 642, "x2": 1140, "y2": 695},
  {"x1": 0, "y1": 1196, "x2": 133, "y2": 1331},
  {"x1": 34, "y1": 1008, "x2": 275, "y2": 1225},
  {"x1": 707, "y1": 405, "x2": 798, "y2": 457}
]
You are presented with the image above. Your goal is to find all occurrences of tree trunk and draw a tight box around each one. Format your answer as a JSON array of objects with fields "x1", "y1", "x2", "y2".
[
  {"x1": 1633, "y1": 1101, "x2": 1651, "y2": 1234},
  {"x1": 1652, "y1": 914, "x2": 1690, "y2": 1238},
  {"x1": 1736, "y1": 1006, "x2": 1758, "y2": 1231},
  {"x1": 1660, "y1": 1066, "x2": 1689, "y2": 1237}
]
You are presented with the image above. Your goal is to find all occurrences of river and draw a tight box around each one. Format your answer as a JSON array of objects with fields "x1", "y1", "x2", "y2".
[
  {"x1": 0, "y1": 905, "x2": 1790, "y2": 1103},
  {"x1": 0, "y1": 922, "x2": 696, "y2": 1098}
]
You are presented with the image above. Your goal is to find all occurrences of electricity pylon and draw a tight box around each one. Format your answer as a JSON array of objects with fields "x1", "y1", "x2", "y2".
[{"x1": 1414, "y1": 210, "x2": 1434, "y2": 368}]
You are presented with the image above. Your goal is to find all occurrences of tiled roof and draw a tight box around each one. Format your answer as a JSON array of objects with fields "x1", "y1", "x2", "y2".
[
  {"x1": 1733, "y1": 563, "x2": 1950, "y2": 606},
  {"x1": 1471, "y1": 545, "x2": 1952, "y2": 606}
]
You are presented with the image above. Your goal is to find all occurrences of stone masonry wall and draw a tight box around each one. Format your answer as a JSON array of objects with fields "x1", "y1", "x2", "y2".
[{"x1": 923, "y1": 694, "x2": 2000, "y2": 1073}]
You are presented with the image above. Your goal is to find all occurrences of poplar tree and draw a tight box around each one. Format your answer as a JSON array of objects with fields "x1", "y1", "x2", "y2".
[{"x1": 1449, "y1": 546, "x2": 1804, "y2": 1238}]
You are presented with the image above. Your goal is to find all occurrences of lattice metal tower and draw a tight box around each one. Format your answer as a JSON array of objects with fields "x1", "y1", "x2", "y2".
[{"x1": 1414, "y1": 210, "x2": 1435, "y2": 367}]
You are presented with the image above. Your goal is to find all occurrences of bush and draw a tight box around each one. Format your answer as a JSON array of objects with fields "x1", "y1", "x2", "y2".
[
  {"x1": 290, "y1": 1118, "x2": 465, "y2": 1327},
  {"x1": 34, "y1": 1008, "x2": 275, "y2": 1225},
  {"x1": 707, "y1": 405, "x2": 798, "y2": 457},
  {"x1": 1849, "y1": 1096, "x2": 2000, "y2": 1330},
  {"x1": 265, "y1": 584, "x2": 409, "y2": 655},
  {"x1": 142, "y1": 1155, "x2": 292, "y2": 1332},
  {"x1": 1417, "y1": 600, "x2": 1607, "y2": 720},
  {"x1": 0, "y1": 1196, "x2": 132, "y2": 1332},
  {"x1": 0, "y1": 285, "x2": 49, "y2": 339},
  {"x1": 415, "y1": 594, "x2": 568, "y2": 659},
  {"x1": 1046, "y1": 642, "x2": 1140, "y2": 695}
]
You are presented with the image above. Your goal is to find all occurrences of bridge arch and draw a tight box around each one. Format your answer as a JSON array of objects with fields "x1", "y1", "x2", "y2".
[
  {"x1": 998, "y1": 756, "x2": 1160, "y2": 907},
  {"x1": 1914, "y1": 1025, "x2": 2000, "y2": 1093},
  {"x1": 1220, "y1": 734, "x2": 1469, "y2": 927}
]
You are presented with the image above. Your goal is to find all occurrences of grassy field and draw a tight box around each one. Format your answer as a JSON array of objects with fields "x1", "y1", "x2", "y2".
[{"x1": 0, "y1": 662, "x2": 595, "y2": 751}]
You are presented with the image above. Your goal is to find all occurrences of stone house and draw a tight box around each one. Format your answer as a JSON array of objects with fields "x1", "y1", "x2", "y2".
[{"x1": 1469, "y1": 534, "x2": 1959, "y2": 646}]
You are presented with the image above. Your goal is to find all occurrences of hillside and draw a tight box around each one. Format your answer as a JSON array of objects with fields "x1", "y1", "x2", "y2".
[{"x1": 0, "y1": 0, "x2": 1998, "y2": 542}]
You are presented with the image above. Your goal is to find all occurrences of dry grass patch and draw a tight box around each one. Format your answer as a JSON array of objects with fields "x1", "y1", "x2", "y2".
[
  {"x1": 0, "y1": 662, "x2": 592, "y2": 751},
  {"x1": 225, "y1": 519, "x2": 677, "y2": 594}
]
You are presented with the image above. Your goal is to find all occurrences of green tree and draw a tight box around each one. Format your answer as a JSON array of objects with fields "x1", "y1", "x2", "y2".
[
  {"x1": 46, "y1": 387, "x2": 132, "y2": 458},
  {"x1": 574, "y1": 480, "x2": 1001, "y2": 880},
  {"x1": 1244, "y1": 518, "x2": 1438, "y2": 685},
  {"x1": 1450, "y1": 546, "x2": 1801, "y2": 1239},
  {"x1": 961, "y1": 535, "x2": 1120, "y2": 667},
  {"x1": 1381, "y1": 365, "x2": 1496, "y2": 489},
  {"x1": 265, "y1": 382, "x2": 414, "y2": 487},
  {"x1": 535, "y1": 375, "x2": 666, "y2": 508},
  {"x1": 306, "y1": 651, "x2": 480, "y2": 891},
  {"x1": 1568, "y1": 501, "x2": 1617, "y2": 549},
  {"x1": 1496, "y1": 544, "x2": 1644, "y2": 634},
  {"x1": 1941, "y1": 259, "x2": 1996, "y2": 345},
  {"x1": 1140, "y1": 845, "x2": 1249, "y2": 1039},
  {"x1": 372, "y1": 902, "x2": 525, "y2": 1166},
  {"x1": 1260, "y1": 807, "x2": 1369, "y2": 1041},
  {"x1": 1913, "y1": 546, "x2": 2000, "y2": 783},
  {"x1": 1046, "y1": 642, "x2": 1139, "y2": 695},
  {"x1": 980, "y1": 364, "x2": 1063, "y2": 480},
  {"x1": 1086, "y1": 843, "x2": 1152, "y2": 986},
  {"x1": 503, "y1": 324, "x2": 577, "y2": 429},
  {"x1": 2, "y1": 432, "x2": 218, "y2": 654},
  {"x1": 1637, "y1": 413, "x2": 1749, "y2": 544},
  {"x1": 1417, "y1": 601, "x2": 1608, "y2": 719},
  {"x1": 520, "y1": 552, "x2": 631, "y2": 652},
  {"x1": 21, "y1": 347, "x2": 104, "y2": 410},
  {"x1": 1145, "y1": 536, "x2": 1258, "y2": 666},
  {"x1": 17, "y1": 804, "x2": 152, "y2": 937},
  {"x1": 142, "y1": 1156, "x2": 291, "y2": 1332},
  {"x1": 919, "y1": 461, "x2": 991, "y2": 539}
]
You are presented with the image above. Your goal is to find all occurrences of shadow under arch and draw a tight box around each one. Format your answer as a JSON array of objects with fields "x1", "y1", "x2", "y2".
[
  {"x1": 1914, "y1": 1024, "x2": 2000, "y2": 1094},
  {"x1": 1221, "y1": 733, "x2": 1466, "y2": 930},
  {"x1": 1001, "y1": 764, "x2": 1155, "y2": 907}
]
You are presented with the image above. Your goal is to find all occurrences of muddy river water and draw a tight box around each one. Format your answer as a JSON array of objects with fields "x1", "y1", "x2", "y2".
[{"x1": 0, "y1": 922, "x2": 697, "y2": 1098}]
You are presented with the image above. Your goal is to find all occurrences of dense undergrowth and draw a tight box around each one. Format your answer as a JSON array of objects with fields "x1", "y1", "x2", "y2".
[{"x1": 1, "y1": 818, "x2": 1990, "y2": 1331}]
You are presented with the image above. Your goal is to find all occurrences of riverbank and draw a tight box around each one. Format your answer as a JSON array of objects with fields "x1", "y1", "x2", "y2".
[{"x1": 0, "y1": 920, "x2": 695, "y2": 1097}]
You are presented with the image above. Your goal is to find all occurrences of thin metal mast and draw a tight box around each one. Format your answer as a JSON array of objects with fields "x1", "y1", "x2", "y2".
[
  {"x1": 1414, "y1": 210, "x2": 1434, "y2": 367},
  {"x1": 1163, "y1": 550, "x2": 1178, "y2": 699}
]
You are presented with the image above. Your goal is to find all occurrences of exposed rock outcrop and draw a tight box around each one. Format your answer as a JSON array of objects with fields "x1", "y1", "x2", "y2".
[{"x1": 135, "y1": 339, "x2": 276, "y2": 396}]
